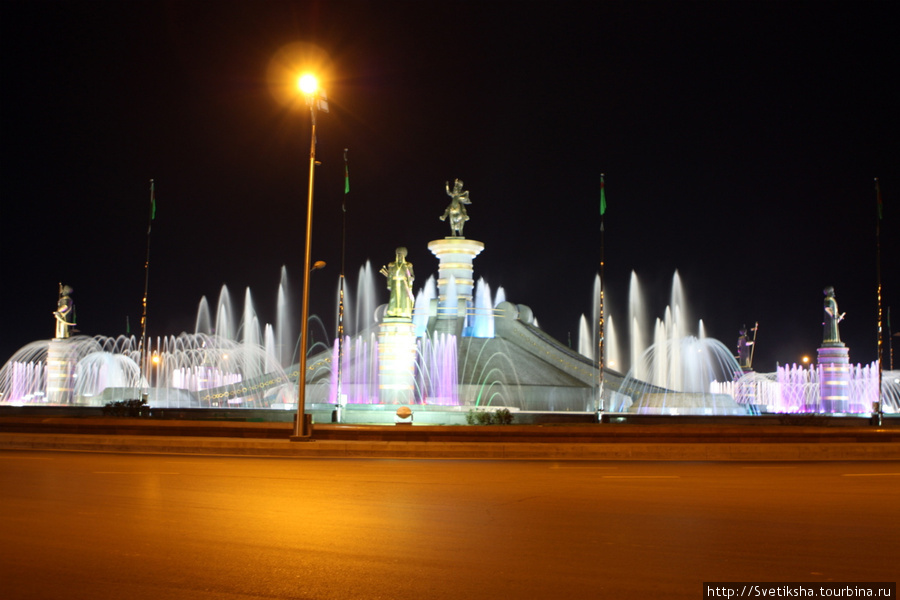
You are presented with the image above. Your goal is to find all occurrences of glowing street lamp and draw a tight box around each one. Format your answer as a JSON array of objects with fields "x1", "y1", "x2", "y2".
[
  {"x1": 297, "y1": 73, "x2": 319, "y2": 95},
  {"x1": 292, "y1": 72, "x2": 328, "y2": 440}
]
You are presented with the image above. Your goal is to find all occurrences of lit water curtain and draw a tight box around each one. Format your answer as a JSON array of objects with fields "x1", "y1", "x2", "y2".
[
  {"x1": 577, "y1": 314, "x2": 593, "y2": 359},
  {"x1": 470, "y1": 278, "x2": 495, "y2": 338},
  {"x1": 732, "y1": 371, "x2": 779, "y2": 408},
  {"x1": 215, "y1": 285, "x2": 235, "y2": 341},
  {"x1": 241, "y1": 287, "x2": 261, "y2": 354},
  {"x1": 776, "y1": 364, "x2": 819, "y2": 413},
  {"x1": 843, "y1": 362, "x2": 879, "y2": 413},
  {"x1": 1, "y1": 332, "x2": 291, "y2": 409},
  {"x1": 670, "y1": 271, "x2": 688, "y2": 344},
  {"x1": 686, "y1": 336, "x2": 739, "y2": 393},
  {"x1": 416, "y1": 333, "x2": 459, "y2": 405},
  {"x1": 276, "y1": 266, "x2": 293, "y2": 367},
  {"x1": 168, "y1": 334, "x2": 289, "y2": 408},
  {"x1": 637, "y1": 336, "x2": 740, "y2": 394},
  {"x1": 652, "y1": 318, "x2": 668, "y2": 388},
  {"x1": 883, "y1": 371, "x2": 900, "y2": 413},
  {"x1": 665, "y1": 307, "x2": 682, "y2": 391},
  {"x1": 340, "y1": 332, "x2": 379, "y2": 404},
  {"x1": 606, "y1": 315, "x2": 620, "y2": 372},
  {"x1": 493, "y1": 285, "x2": 506, "y2": 308},
  {"x1": 74, "y1": 352, "x2": 141, "y2": 399},
  {"x1": 628, "y1": 271, "x2": 646, "y2": 381},
  {"x1": 0, "y1": 352, "x2": 47, "y2": 403},
  {"x1": 264, "y1": 325, "x2": 277, "y2": 373},
  {"x1": 194, "y1": 296, "x2": 212, "y2": 335},
  {"x1": 328, "y1": 337, "x2": 341, "y2": 405},
  {"x1": 459, "y1": 337, "x2": 523, "y2": 409},
  {"x1": 353, "y1": 262, "x2": 379, "y2": 336},
  {"x1": 413, "y1": 276, "x2": 437, "y2": 338}
]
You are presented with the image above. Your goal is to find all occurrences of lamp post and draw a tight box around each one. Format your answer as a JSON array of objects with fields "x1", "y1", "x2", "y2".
[{"x1": 292, "y1": 73, "x2": 327, "y2": 440}]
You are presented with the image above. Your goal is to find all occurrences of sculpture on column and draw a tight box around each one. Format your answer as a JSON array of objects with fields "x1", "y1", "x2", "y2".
[
  {"x1": 380, "y1": 247, "x2": 415, "y2": 319},
  {"x1": 440, "y1": 178, "x2": 471, "y2": 237},
  {"x1": 822, "y1": 286, "x2": 845, "y2": 346},
  {"x1": 53, "y1": 283, "x2": 76, "y2": 339},
  {"x1": 737, "y1": 325, "x2": 754, "y2": 369}
]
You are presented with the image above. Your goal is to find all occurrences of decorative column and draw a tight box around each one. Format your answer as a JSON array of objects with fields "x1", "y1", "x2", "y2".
[
  {"x1": 377, "y1": 247, "x2": 418, "y2": 405},
  {"x1": 427, "y1": 237, "x2": 484, "y2": 335},
  {"x1": 817, "y1": 345, "x2": 851, "y2": 413},
  {"x1": 47, "y1": 339, "x2": 76, "y2": 405},
  {"x1": 377, "y1": 319, "x2": 417, "y2": 405},
  {"x1": 817, "y1": 286, "x2": 850, "y2": 413}
]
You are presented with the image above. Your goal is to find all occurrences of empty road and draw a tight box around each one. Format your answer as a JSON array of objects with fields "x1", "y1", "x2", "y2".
[{"x1": 2, "y1": 451, "x2": 897, "y2": 599}]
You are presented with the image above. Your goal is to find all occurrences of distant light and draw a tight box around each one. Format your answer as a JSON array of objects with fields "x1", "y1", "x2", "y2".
[
  {"x1": 297, "y1": 73, "x2": 319, "y2": 95},
  {"x1": 801, "y1": 355, "x2": 810, "y2": 364}
]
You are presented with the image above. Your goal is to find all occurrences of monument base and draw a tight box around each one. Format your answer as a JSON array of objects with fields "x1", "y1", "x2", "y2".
[
  {"x1": 817, "y1": 345, "x2": 850, "y2": 412},
  {"x1": 378, "y1": 319, "x2": 417, "y2": 405},
  {"x1": 47, "y1": 339, "x2": 76, "y2": 405},
  {"x1": 427, "y1": 237, "x2": 484, "y2": 337}
]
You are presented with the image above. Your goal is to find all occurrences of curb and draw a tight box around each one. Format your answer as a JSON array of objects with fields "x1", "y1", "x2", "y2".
[{"x1": 3, "y1": 433, "x2": 900, "y2": 461}]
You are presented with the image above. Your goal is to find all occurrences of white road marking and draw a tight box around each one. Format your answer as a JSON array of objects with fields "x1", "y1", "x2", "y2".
[
  {"x1": 602, "y1": 475, "x2": 680, "y2": 479},
  {"x1": 92, "y1": 471, "x2": 181, "y2": 475}
]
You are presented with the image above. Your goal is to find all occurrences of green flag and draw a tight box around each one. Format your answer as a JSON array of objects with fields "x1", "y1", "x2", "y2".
[
  {"x1": 343, "y1": 149, "x2": 350, "y2": 195},
  {"x1": 600, "y1": 174, "x2": 607, "y2": 216},
  {"x1": 150, "y1": 179, "x2": 157, "y2": 220}
]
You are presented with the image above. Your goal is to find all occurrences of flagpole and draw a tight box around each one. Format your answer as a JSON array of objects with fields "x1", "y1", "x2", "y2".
[
  {"x1": 749, "y1": 321, "x2": 759, "y2": 370},
  {"x1": 335, "y1": 148, "x2": 349, "y2": 423},
  {"x1": 874, "y1": 177, "x2": 883, "y2": 426},
  {"x1": 597, "y1": 173, "x2": 606, "y2": 417},
  {"x1": 888, "y1": 306, "x2": 893, "y2": 371},
  {"x1": 139, "y1": 179, "x2": 155, "y2": 401}
]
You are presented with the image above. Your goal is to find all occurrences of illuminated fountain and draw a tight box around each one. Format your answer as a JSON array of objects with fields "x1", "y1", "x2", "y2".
[
  {"x1": 4, "y1": 261, "x2": 898, "y2": 415},
  {"x1": 577, "y1": 271, "x2": 746, "y2": 414},
  {"x1": 4, "y1": 182, "x2": 899, "y2": 418},
  {"x1": 1, "y1": 333, "x2": 294, "y2": 408}
]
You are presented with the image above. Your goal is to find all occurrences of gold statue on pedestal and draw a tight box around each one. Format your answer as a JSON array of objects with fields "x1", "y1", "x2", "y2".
[
  {"x1": 53, "y1": 283, "x2": 76, "y2": 339},
  {"x1": 822, "y1": 286, "x2": 845, "y2": 346},
  {"x1": 380, "y1": 247, "x2": 415, "y2": 319},
  {"x1": 440, "y1": 178, "x2": 471, "y2": 237}
]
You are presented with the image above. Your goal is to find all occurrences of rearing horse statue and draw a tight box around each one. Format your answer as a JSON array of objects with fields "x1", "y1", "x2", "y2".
[{"x1": 440, "y1": 178, "x2": 471, "y2": 237}]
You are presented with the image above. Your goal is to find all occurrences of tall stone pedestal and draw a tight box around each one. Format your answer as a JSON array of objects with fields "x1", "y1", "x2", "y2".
[
  {"x1": 817, "y1": 345, "x2": 850, "y2": 413},
  {"x1": 427, "y1": 237, "x2": 484, "y2": 335},
  {"x1": 47, "y1": 339, "x2": 76, "y2": 405},
  {"x1": 377, "y1": 319, "x2": 417, "y2": 405}
]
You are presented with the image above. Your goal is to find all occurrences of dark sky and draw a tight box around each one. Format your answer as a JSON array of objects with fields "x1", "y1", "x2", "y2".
[{"x1": 2, "y1": 1, "x2": 898, "y2": 373}]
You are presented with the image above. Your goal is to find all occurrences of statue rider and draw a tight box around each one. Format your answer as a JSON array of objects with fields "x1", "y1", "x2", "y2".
[
  {"x1": 380, "y1": 247, "x2": 415, "y2": 319},
  {"x1": 54, "y1": 284, "x2": 76, "y2": 339},
  {"x1": 440, "y1": 178, "x2": 471, "y2": 237}
]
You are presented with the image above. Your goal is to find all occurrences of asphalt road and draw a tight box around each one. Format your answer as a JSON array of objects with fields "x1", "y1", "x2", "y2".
[{"x1": 1, "y1": 452, "x2": 897, "y2": 599}]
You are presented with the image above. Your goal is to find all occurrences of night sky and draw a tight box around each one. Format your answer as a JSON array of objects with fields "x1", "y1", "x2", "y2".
[{"x1": 2, "y1": 1, "x2": 898, "y2": 373}]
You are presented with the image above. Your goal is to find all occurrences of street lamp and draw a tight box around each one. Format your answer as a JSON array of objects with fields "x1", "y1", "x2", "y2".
[{"x1": 292, "y1": 72, "x2": 328, "y2": 440}]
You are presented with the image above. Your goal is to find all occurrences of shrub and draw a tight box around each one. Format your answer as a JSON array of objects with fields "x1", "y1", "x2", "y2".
[
  {"x1": 466, "y1": 408, "x2": 514, "y2": 425},
  {"x1": 475, "y1": 410, "x2": 495, "y2": 425},
  {"x1": 494, "y1": 408, "x2": 513, "y2": 425},
  {"x1": 103, "y1": 398, "x2": 150, "y2": 418}
]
